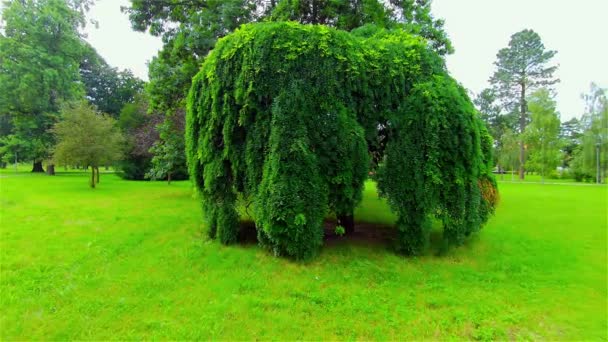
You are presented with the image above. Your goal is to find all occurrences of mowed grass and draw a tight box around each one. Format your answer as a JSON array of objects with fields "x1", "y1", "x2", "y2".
[{"x1": 0, "y1": 170, "x2": 606, "y2": 340}]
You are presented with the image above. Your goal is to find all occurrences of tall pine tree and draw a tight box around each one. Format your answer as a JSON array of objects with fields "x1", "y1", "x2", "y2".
[{"x1": 490, "y1": 29, "x2": 558, "y2": 180}]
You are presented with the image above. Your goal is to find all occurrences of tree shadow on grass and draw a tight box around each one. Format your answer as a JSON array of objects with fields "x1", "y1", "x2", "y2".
[{"x1": 235, "y1": 220, "x2": 450, "y2": 256}]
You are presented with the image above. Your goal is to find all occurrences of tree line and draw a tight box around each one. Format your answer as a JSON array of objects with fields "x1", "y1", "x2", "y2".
[
  {"x1": 1, "y1": 0, "x2": 605, "y2": 187},
  {"x1": 0, "y1": 0, "x2": 187, "y2": 186}
]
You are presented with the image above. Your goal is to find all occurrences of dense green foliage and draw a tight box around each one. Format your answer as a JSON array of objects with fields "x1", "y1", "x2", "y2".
[
  {"x1": 0, "y1": 0, "x2": 141, "y2": 172},
  {"x1": 124, "y1": 0, "x2": 453, "y2": 182},
  {"x1": 125, "y1": 0, "x2": 452, "y2": 113},
  {"x1": 147, "y1": 109, "x2": 188, "y2": 183},
  {"x1": 115, "y1": 96, "x2": 161, "y2": 180},
  {"x1": 1, "y1": 170, "x2": 606, "y2": 339},
  {"x1": 187, "y1": 22, "x2": 495, "y2": 259},
  {"x1": 571, "y1": 84, "x2": 608, "y2": 182},
  {"x1": 473, "y1": 88, "x2": 518, "y2": 172},
  {"x1": 0, "y1": 0, "x2": 86, "y2": 170},
  {"x1": 79, "y1": 43, "x2": 145, "y2": 118},
  {"x1": 524, "y1": 89, "x2": 562, "y2": 181}
]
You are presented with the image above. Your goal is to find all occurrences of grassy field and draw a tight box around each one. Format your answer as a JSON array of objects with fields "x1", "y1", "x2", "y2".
[{"x1": 1, "y1": 169, "x2": 606, "y2": 340}]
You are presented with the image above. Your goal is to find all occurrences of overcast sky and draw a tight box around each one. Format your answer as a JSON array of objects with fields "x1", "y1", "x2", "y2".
[{"x1": 84, "y1": 0, "x2": 608, "y2": 120}]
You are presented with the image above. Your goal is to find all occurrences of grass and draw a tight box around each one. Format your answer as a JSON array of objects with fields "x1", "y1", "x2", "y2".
[{"x1": 1, "y1": 169, "x2": 606, "y2": 340}]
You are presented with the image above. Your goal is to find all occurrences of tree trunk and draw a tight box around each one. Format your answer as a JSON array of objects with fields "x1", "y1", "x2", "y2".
[
  {"x1": 519, "y1": 82, "x2": 527, "y2": 180},
  {"x1": 32, "y1": 161, "x2": 44, "y2": 173},
  {"x1": 95, "y1": 166, "x2": 100, "y2": 184},
  {"x1": 167, "y1": 172, "x2": 172, "y2": 185},
  {"x1": 90, "y1": 167, "x2": 96, "y2": 188},
  {"x1": 46, "y1": 164, "x2": 55, "y2": 175},
  {"x1": 337, "y1": 213, "x2": 355, "y2": 235}
]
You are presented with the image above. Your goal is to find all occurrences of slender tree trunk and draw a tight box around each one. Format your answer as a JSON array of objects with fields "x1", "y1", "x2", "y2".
[
  {"x1": 519, "y1": 82, "x2": 527, "y2": 180},
  {"x1": 32, "y1": 161, "x2": 44, "y2": 173},
  {"x1": 337, "y1": 212, "x2": 355, "y2": 235},
  {"x1": 90, "y1": 167, "x2": 96, "y2": 188},
  {"x1": 46, "y1": 164, "x2": 55, "y2": 176},
  {"x1": 167, "y1": 172, "x2": 172, "y2": 185},
  {"x1": 95, "y1": 166, "x2": 100, "y2": 184}
]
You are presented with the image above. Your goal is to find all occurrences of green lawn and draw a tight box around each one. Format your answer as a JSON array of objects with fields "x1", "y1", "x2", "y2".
[{"x1": 1, "y1": 170, "x2": 606, "y2": 340}]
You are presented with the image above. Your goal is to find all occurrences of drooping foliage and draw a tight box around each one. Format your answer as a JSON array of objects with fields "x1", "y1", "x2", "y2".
[{"x1": 187, "y1": 22, "x2": 496, "y2": 259}]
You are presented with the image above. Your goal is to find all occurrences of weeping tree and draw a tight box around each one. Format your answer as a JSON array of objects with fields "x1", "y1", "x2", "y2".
[{"x1": 187, "y1": 22, "x2": 498, "y2": 260}]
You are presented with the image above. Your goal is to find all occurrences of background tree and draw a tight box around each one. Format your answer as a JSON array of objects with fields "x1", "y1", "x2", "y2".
[
  {"x1": 116, "y1": 95, "x2": 163, "y2": 180},
  {"x1": 52, "y1": 102, "x2": 124, "y2": 188},
  {"x1": 559, "y1": 117, "x2": 581, "y2": 168},
  {"x1": 146, "y1": 109, "x2": 187, "y2": 184},
  {"x1": 269, "y1": 0, "x2": 453, "y2": 54},
  {"x1": 474, "y1": 88, "x2": 517, "y2": 172},
  {"x1": 0, "y1": 134, "x2": 29, "y2": 170},
  {"x1": 524, "y1": 88, "x2": 562, "y2": 183},
  {"x1": 571, "y1": 83, "x2": 608, "y2": 183},
  {"x1": 0, "y1": 0, "x2": 87, "y2": 174},
  {"x1": 80, "y1": 43, "x2": 145, "y2": 117},
  {"x1": 0, "y1": 114, "x2": 13, "y2": 168},
  {"x1": 497, "y1": 129, "x2": 520, "y2": 181},
  {"x1": 490, "y1": 29, "x2": 558, "y2": 180},
  {"x1": 125, "y1": 0, "x2": 452, "y2": 113}
]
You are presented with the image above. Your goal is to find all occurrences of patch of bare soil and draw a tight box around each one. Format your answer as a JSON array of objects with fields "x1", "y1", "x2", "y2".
[{"x1": 236, "y1": 220, "x2": 398, "y2": 247}]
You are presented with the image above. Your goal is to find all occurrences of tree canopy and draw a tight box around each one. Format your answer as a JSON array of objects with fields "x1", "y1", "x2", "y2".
[
  {"x1": 524, "y1": 88, "x2": 562, "y2": 182},
  {"x1": 80, "y1": 43, "x2": 145, "y2": 117},
  {"x1": 0, "y1": 0, "x2": 86, "y2": 171},
  {"x1": 124, "y1": 0, "x2": 452, "y2": 112},
  {"x1": 571, "y1": 83, "x2": 608, "y2": 182},
  {"x1": 187, "y1": 22, "x2": 496, "y2": 260}
]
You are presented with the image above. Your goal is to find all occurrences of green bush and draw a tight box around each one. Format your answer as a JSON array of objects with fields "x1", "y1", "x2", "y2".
[
  {"x1": 186, "y1": 22, "x2": 497, "y2": 259},
  {"x1": 116, "y1": 156, "x2": 151, "y2": 180}
]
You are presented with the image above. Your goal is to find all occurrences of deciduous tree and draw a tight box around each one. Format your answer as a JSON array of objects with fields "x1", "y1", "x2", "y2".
[
  {"x1": 571, "y1": 83, "x2": 608, "y2": 183},
  {"x1": 0, "y1": 0, "x2": 87, "y2": 173},
  {"x1": 524, "y1": 89, "x2": 562, "y2": 183},
  {"x1": 146, "y1": 109, "x2": 187, "y2": 184},
  {"x1": 80, "y1": 43, "x2": 145, "y2": 117},
  {"x1": 52, "y1": 102, "x2": 125, "y2": 188}
]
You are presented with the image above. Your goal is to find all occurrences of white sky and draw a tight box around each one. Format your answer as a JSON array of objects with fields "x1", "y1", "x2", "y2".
[
  {"x1": 84, "y1": 0, "x2": 608, "y2": 120},
  {"x1": 84, "y1": 0, "x2": 162, "y2": 80}
]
